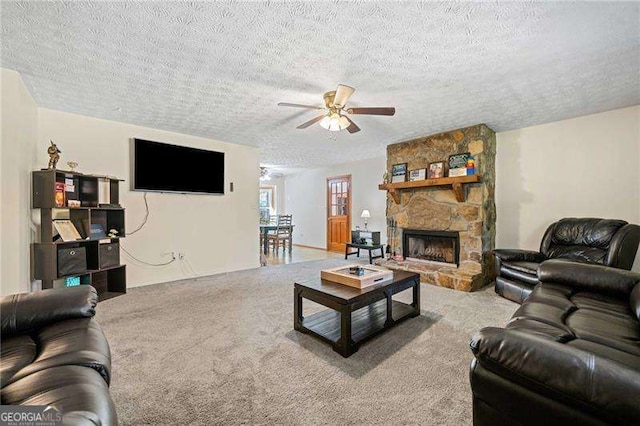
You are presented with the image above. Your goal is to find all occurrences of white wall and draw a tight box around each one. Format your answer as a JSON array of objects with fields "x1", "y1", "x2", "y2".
[
  {"x1": 0, "y1": 69, "x2": 39, "y2": 295},
  {"x1": 496, "y1": 105, "x2": 640, "y2": 271},
  {"x1": 36, "y1": 108, "x2": 260, "y2": 288},
  {"x1": 284, "y1": 156, "x2": 387, "y2": 249}
]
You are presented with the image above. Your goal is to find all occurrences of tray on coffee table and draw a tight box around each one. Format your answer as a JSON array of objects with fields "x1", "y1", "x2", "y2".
[{"x1": 320, "y1": 264, "x2": 393, "y2": 289}]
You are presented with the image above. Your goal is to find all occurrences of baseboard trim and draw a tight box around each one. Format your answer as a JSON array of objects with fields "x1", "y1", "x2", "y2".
[{"x1": 293, "y1": 244, "x2": 328, "y2": 251}]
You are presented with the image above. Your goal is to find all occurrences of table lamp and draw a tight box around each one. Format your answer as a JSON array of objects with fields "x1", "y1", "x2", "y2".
[{"x1": 361, "y1": 209, "x2": 371, "y2": 231}]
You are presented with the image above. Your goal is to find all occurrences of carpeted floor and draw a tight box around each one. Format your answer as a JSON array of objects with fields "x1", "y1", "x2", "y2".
[{"x1": 96, "y1": 259, "x2": 517, "y2": 425}]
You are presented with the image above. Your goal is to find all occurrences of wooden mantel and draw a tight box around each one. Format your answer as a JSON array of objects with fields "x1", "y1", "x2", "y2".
[{"x1": 379, "y1": 175, "x2": 481, "y2": 203}]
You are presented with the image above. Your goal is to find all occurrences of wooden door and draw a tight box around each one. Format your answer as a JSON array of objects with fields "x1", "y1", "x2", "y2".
[{"x1": 327, "y1": 175, "x2": 351, "y2": 252}]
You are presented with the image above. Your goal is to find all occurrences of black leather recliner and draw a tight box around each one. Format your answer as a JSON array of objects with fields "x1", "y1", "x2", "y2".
[
  {"x1": 0, "y1": 286, "x2": 116, "y2": 425},
  {"x1": 470, "y1": 260, "x2": 640, "y2": 426},
  {"x1": 494, "y1": 218, "x2": 640, "y2": 303}
]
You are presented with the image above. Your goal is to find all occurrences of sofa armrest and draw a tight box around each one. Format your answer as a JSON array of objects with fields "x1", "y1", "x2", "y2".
[
  {"x1": 538, "y1": 259, "x2": 640, "y2": 298},
  {"x1": 605, "y1": 224, "x2": 640, "y2": 269},
  {"x1": 470, "y1": 327, "x2": 640, "y2": 424},
  {"x1": 1, "y1": 286, "x2": 98, "y2": 337},
  {"x1": 493, "y1": 249, "x2": 545, "y2": 263}
]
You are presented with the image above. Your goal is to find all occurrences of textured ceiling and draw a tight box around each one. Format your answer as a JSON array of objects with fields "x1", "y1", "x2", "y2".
[{"x1": 2, "y1": 1, "x2": 639, "y2": 170}]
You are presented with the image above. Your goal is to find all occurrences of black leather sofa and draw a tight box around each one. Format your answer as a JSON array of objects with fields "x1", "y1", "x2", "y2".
[
  {"x1": 470, "y1": 260, "x2": 640, "y2": 426},
  {"x1": 0, "y1": 286, "x2": 117, "y2": 425},
  {"x1": 494, "y1": 218, "x2": 640, "y2": 303}
]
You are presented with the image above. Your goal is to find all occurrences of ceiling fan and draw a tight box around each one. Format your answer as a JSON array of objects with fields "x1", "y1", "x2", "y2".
[{"x1": 277, "y1": 84, "x2": 395, "y2": 134}]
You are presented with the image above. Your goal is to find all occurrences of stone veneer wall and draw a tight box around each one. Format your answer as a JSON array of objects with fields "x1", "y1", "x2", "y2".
[{"x1": 380, "y1": 124, "x2": 496, "y2": 291}]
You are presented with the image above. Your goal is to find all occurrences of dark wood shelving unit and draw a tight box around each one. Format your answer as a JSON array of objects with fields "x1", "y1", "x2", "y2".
[
  {"x1": 31, "y1": 169, "x2": 127, "y2": 300},
  {"x1": 379, "y1": 174, "x2": 481, "y2": 203}
]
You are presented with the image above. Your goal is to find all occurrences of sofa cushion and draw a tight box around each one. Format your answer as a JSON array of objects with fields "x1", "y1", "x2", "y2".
[
  {"x1": 545, "y1": 245, "x2": 608, "y2": 264},
  {"x1": 510, "y1": 300, "x2": 576, "y2": 332},
  {"x1": 526, "y1": 285, "x2": 576, "y2": 311},
  {"x1": 551, "y1": 218, "x2": 627, "y2": 249},
  {"x1": 4, "y1": 318, "x2": 111, "y2": 386},
  {"x1": 1, "y1": 286, "x2": 97, "y2": 338},
  {"x1": 506, "y1": 317, "x2": 575, "y2": 342},
  {"x1": 539, "y1": 259, "x2": 639, "y2": 297},
  {"x1": 1, "y1": 365, "x2": 117, "y2": 426},
  {"x1": 501, "y1": 260, "x2": 538, "y2": 275},
  {"x1": 566, "y1": 309, "x2": 640, "y2": 356},
  {"x1": 567, "y1": 339, "x2": 640, "y2": 370},
  {"x1": 0, "y1": 335, "x2": 36, "y2": 385},
  {"x1": 571, "y1": 292, "x2": 633, "y2": 317},
  {"x1": 499, "y1": 261, "x2": 540, "y2": 286}
]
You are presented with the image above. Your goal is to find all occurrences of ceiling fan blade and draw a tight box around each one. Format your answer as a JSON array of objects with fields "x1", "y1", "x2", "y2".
[
  {"x1": 278, "y1": 102, "x2": 324, "y2": 110},
  {"x1": 344, "y1": 116, "x2": 361, "y2": 134},
  {"x1": 346, "y1": 107, "x2": 396, "y2": 116},
  {"x1": 296, "y1": 114, "x2": 326, "y2": 129},
  {"x1": 333, "y1": 84, "x2": 355, "y2": 107}
]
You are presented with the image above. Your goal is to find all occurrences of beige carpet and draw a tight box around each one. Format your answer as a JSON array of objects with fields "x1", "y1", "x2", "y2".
[{"x1": 96, "y1": 259, "x2": 516, "y2": 425}]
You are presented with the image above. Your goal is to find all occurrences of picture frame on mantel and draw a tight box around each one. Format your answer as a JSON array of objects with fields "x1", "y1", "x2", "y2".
[
  {"x1": 409, "y1": 168, "x2": 426, "y2": 181},
  {"x1": 391, "y1": 163, "x2": 407, "y2": 183},
  {"x1": 427, "y1": 161, "x2": 445, "y2": 179}
]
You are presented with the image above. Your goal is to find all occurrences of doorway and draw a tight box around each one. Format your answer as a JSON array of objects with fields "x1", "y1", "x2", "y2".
[{"x1": 326, "y1": 175, "x2": 351, "y2": 252}]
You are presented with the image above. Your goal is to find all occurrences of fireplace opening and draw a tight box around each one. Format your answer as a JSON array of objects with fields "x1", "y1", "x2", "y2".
[{"x1": 403, "y1": 230, "x2": 460, "y2": 265}]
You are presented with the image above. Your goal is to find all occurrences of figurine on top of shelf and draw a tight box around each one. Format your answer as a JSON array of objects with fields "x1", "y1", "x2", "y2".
[
  {"x1": 382, "y1": 171, "x2": 389, "y2": 184},
  {"x1": 67, "y1": 161, "x2": 78, "y2": 171},
  {"x1": 466, "y1": 156, "x2": 476, "y2": 175},
  {"x1": 47, "y1": 140, "x2": 61, "y2": 169}
]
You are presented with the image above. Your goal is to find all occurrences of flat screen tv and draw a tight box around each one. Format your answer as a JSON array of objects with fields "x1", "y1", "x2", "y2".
[{"x1": 132, "y1": 138, "x2": 224, "y2": 194}]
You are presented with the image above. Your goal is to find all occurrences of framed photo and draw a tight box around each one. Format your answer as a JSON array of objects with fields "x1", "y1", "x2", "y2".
[
  {"x1": 427, "y1": 161, "x2": 445, "y2": 179},
  {"x1": 53, "y1": 220, "x2": 83, "y2": 242},
  {"x1": 391, "y1": 163, "x2": 408, "y2": 183},
  {"x1": 448, "y1": 152, "x2": 470, "y2": 177},
  {"x1": 409, "y1": 168, "x2": 426, "y2": 181}
]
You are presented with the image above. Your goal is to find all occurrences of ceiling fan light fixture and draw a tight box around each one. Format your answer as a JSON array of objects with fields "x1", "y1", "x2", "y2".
[
  {"x1": 319, "y1": 112, "x2": 350, "y2": 132},
  {"x1": 318, "y1": 115, "x2": 332, "y2": 130}
]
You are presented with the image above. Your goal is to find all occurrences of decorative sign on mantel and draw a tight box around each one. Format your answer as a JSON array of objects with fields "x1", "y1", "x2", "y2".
[{"x1": 448, "y1": 152, "x2": 470, "y2": 177}]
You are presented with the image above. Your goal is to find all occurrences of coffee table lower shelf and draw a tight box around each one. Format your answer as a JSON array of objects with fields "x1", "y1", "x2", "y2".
[{"x1": 301, "y1": 299, "x2": 415, "y2": 345}]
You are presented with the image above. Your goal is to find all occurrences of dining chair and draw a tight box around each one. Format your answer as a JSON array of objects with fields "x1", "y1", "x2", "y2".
[
  {"x1": 267, "y1": 215, "x2": 292, "y2": 254},
  {"x1": 260, "y1": 215, "x2": 280, "y2": 249}
]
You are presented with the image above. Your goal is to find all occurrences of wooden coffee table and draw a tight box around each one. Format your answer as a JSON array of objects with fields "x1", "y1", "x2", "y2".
[{"x1": 294, "y1": 270, "x2": 420, "y2": 357}]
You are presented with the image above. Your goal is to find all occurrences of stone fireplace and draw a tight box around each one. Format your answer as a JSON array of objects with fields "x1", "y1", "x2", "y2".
[
  {"x1": 377, "y1": 124, "x2": 496, "y2": 291},
  {"x1": 403, "y1": 230, "x2": 459, "y2": 265}
]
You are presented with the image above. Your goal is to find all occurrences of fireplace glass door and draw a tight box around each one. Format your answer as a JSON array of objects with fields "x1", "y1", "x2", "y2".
[{"x1": 403, "y1": 230, "x2": 459, "y2": 265}]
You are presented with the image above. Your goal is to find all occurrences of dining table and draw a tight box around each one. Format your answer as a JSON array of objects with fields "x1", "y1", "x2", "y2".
[{"x1": 259, "y1": 224, "x2": 295, "y2": 254}]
